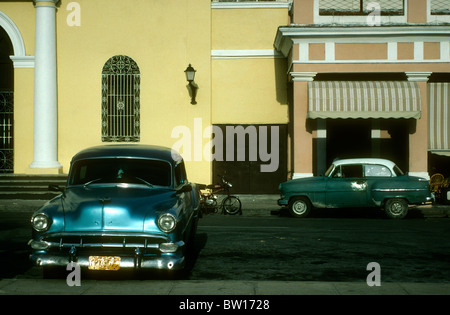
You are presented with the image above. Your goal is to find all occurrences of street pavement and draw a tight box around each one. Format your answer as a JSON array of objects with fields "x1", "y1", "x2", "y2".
[{"x1": 0, "y1": 197, "x2": 449, "y2": 296}]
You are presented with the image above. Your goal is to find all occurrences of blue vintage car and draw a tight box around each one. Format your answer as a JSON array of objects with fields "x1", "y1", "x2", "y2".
[
  {"x1": 29, "y1": 145, "x2": 200, "y2": 274},
  {"x1": 278, "y1": 158, "x2": 433, "y2": 219}
]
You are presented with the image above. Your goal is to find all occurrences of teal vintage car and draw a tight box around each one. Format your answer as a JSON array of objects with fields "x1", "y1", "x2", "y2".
[
  {"x1": 278, "y1": 158, "x2": 432, "y2": 219},
  {"x1": 29, "y1": 145, "x2": 200, "y2": 275}
]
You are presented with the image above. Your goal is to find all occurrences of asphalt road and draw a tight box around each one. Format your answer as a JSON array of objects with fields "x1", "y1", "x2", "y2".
[
  {"x1": 0, "y1": 205, "x2": 449, "y2": 284},
  {"x1": 189, "y1": 214, "x2": 450, "y2": 283}
]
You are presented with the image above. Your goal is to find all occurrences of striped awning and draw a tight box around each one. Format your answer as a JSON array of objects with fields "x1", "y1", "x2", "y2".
[
  {"x1": 308, "y1": 81, "x2": 421, "y2": 119},
  {"x1": 429, "y1": 83, "x2": 450, "y2": 156}
]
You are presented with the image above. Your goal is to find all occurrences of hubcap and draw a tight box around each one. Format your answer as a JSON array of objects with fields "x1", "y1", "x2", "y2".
[
  {"x1": 293, "y1": 201, "x2": 307, "y2": 215},
  {"x1": 391, "y1": 202, "x2": 404, "y2": 215}
]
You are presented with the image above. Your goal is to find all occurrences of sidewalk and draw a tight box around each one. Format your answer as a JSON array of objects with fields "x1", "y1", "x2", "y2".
[
  {"x1": 0, "y1": 278, "x2": 449, "y2": 295},
  {"x1": 1, "y1": 196, "x2": 449, "y2": 218}
]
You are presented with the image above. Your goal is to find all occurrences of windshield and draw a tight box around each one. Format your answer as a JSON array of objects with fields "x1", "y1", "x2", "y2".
[
  {"x1": 324, "y1": 164, "x2": 335, "y2": 177},
  {"x1": 68, "y1": 158, "x2": 172, "y2": 187}
]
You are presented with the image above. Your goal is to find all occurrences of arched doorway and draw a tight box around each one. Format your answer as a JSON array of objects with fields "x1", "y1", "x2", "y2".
[{"x1": 0, "y1": 26, "x2": 14, "y2": 173}]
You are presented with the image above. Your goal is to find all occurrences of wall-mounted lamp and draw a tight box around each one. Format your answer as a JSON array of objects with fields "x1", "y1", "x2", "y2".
[{"x1": 184, "y1": 64, "x2": 198, "y2": 105}]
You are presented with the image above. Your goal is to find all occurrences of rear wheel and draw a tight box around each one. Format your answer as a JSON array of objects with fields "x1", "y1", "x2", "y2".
[
  {"x1": 288, "y1": 197, "x2": 312, "y2": 218},
  {"x1": 384, "y1": 198, "x2": 408, "y2": 219}
]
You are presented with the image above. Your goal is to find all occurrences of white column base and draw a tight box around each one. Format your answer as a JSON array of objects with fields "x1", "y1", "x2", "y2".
[{"x1": 29, "y1": 160, "x2": 62, "y2": 169}]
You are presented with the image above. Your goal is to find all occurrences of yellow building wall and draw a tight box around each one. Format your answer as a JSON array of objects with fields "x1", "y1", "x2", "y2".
[
  {"x1": 2, "y1": 0, "x2": 212, "y2": 184},
  {"x1": 3, "y1": 1, "x2": 291, "y2": 184},
  {"x1": 211, "y1": 7, "x2": 289, "y2": 124},
  {"x1": 212, "y1": 58, "x2": 288, "y2": 124},
  {"x1": 0, "y1": 2, "x2": 35, "y2": 55},
  {"x1": 212, "y1": 8, "x2": 288, "y2": 50},
  {"x1": 55, "y1": 0, "x2": 212, "y2": 184}
]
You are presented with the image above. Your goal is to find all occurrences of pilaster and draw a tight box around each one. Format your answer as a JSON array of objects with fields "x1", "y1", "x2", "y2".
[{"x1": 406, "y1": 72, "x2": 432, "y2": 179}]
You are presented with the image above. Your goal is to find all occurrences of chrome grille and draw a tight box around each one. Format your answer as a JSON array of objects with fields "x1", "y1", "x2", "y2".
[{"x1": 42, "y1": 233, "x2": 166, "y2": 251}]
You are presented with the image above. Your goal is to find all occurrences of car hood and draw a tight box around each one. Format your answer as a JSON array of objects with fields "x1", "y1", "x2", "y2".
[{"x1": 59, "y1": 185, "x2": 178, "y2": 233}]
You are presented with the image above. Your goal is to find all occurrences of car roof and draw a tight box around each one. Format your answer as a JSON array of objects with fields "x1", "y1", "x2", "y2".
[
  {"x1": 70, "y1": 144, "x2": 182, "y2": 165},
  {"x1": 333, "y1": 158, "x2": 396, "y2": 168}
]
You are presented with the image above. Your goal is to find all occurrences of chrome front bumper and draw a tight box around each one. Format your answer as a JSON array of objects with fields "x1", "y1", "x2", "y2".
[
  {"x1": 29, "y1": 251, "x2": 185, "y2": 270},
  {"x1": 29, "y1": 233, "x2": 186, "y2": 271}
]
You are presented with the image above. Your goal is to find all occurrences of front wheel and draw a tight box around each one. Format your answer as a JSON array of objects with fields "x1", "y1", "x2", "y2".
[
  {"x1": 222, "y1": 196, "x2": 242, "y2": 215},
  {"x1": 288, "y1": 197, "x2": 312, "y2": 218},
  {"x1": 384, "y1": 198, "x2": 408, "y2": 219}
]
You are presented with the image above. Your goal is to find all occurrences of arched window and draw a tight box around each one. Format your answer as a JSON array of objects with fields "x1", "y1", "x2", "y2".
[{"x1": 101, "y1": 55, "x2": 140, "y2": 142}]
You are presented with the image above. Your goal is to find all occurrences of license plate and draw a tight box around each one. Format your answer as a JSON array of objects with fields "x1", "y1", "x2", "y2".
[{"x1": 88, "y1": 256, "x2": 121, "y2": 271}]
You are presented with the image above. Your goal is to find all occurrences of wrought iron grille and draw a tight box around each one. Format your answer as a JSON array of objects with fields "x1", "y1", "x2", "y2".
[
  {"x1": 431, "y1": 0, "x2": 450, "y2": 15},
  {"x1": 0, "y1": 91, "x2": 13, "y2": 173},
  {"x1": 319, "y1": 0, "x2": 404, "y2": 15},
  {"x1": 101, "y1": 55, "x2": 140, "y2": 142}
]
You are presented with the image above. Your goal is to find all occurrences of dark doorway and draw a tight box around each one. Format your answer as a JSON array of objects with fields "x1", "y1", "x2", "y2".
[
  {"x1": 0, "y1": 26, "x2": 14, "y2": 173},
  {"x1": 212, "y1": 124, "x2": 288, "y2": 194},
  {"x1": 326, "y1": 119, "x2": 371, "y2": 165},
  {"x1": 379, "y1": 119, "x2": 410, "y2": 173}
]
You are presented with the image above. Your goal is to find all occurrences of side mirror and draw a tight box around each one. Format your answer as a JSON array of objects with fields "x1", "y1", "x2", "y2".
[
  {"x1": 177, "y1": 183, "x2": 192, "y2": 194},
  {"x1": 48, "y1": 185, "x2": 65, "y2": 196}
]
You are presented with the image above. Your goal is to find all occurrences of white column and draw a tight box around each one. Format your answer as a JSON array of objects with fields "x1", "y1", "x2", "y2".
[{"x1": 30, "y1": 0, "x2": 62, "y2": 170}]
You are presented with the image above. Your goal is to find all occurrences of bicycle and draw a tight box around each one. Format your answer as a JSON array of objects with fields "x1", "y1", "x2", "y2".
[{"x1": 199, "y1": 176, "x2": 242, "y2": 215}]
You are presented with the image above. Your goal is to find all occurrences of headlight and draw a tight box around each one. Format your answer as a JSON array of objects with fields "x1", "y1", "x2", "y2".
[
  {"x1": 157, "y1": 213, "x2": 177, "y2": 233},
  {"x1": 31, "y1": 213, "x2": 51, "y2": 232}
]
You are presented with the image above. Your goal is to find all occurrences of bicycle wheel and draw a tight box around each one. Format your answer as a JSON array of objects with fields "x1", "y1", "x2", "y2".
[{"x1": 222, "y1": 196, "x2": 241, "y2": 215}]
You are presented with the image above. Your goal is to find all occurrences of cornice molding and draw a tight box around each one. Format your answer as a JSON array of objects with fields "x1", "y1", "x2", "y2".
[
  {"x1": 10, "y1": 56, "x2": 35, "y2": 69},
  {"x1": 275, "y1": 25, "x2": 450, "y2": 57}
]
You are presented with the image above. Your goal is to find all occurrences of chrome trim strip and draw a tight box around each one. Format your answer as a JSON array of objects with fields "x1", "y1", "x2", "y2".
[{"x1": 372, "y1": 188, "x2": 428, "y2": 192}]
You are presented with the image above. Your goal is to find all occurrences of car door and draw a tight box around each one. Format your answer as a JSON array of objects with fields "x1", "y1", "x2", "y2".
[
  {"x1": 363, "y1": 163, "x2": 394, "y2": 205},
  {"x1": 325, "y1": 164, "x2": 368, "y2": 208}
]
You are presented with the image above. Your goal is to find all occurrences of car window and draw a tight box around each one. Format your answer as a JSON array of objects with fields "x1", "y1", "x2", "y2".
[
  {"x1": 364, "y1": 164, "x2": 392, "y2": 177},
  {"x1": 69, "y1": 158, "x2": 172, "y2": 187},
  {"x1": 330, "y1": 164, "x2": 363, "y2": 178},
  {"x1": 393, "y1": 165, "x2": 404, "y2": 176}
]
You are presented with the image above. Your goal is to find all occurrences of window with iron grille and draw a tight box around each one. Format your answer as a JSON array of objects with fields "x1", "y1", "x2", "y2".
[
  {"x1": 319, "y1": 0, "x2": 404, "y2": 16},
  {"x1": 101, "y1": 55, "x2": 140, "y2": 142},
  {"x1": 431, "y1": 0, "x2": 450, "y2": 15}
]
